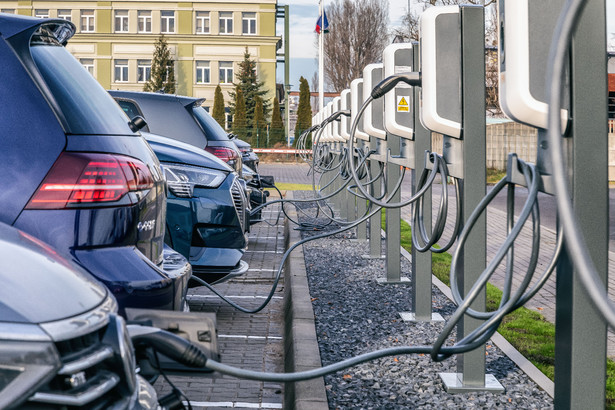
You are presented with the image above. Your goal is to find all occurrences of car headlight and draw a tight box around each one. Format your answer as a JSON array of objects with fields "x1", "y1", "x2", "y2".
[
  {"x1": 163, "y1": 163, "x2": 227, "y2": 197},
  {"x1": 0, "y1": 324, "x2": 60, "y2": 409}
]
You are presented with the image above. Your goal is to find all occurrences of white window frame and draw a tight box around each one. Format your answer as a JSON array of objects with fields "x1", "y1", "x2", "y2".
[
  {"x1": 242, "y1": 12, "x2": 256, "y2": 35},
  {"x1": 138, "y1": 10, "x2": 152, "y2": 33},
  {"x1": 114, "y1": 60, "x2": 129, "y2": 83},
  {"x1": 195, "y1": 61, "x2": 211, "y2": 84},
  {"x1": 219, "y1": 12, "x2": 233, "y2": 35},
  {"x1": 81, "y1": 10, "x2": 95, "y2": 32},
  {"x1": 114, "y1": 10, "x2": 129, "y2": 32},
  {"x1": 58, "y1": 9, "x2": 71, "y2": 21},
  {"x1": 137, "y1": 60, "x2": 152, "y2": 83},
  {"x1": 34, "y1": 9, "x2": 49, "y2": 18},
  {"x1": 195, "y1": 11, "x2": 210, "y2": 34},
  {"x1": 1, "y1": 9, "x2": 15, "y2": 14},
  {"x1": 80, "y1": 59, "x2": 94, "y2": 75},
  {"x1": 219, "y1": 61, "x2": 233, "y2": 84},
  {"x1": 161, "y1": 10, "x2": 175, "y2": 34}
]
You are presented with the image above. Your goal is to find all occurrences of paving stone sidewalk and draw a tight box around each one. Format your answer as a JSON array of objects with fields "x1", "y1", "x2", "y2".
[
  {"x1": 154, "y1": 192, "x2": 287, "y2": 409},
  {"x1": 260, "y1": 162, "x2": 615, "y2": 357}
]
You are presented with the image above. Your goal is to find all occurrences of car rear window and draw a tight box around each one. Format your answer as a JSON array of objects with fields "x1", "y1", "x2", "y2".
[
  {"x1": 191, "y1": 105, "x2": 230, "y2": 141},
  {"x1": 30, "y1": 45, "x2": 134, "y2": 135}
]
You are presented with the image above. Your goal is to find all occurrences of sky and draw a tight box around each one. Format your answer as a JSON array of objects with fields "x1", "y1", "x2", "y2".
[{"x1": 276, "y1": 0, "x2": 615, "y2": 92}]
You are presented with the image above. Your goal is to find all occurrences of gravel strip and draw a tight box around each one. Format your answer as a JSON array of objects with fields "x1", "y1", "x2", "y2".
[{"x1": 294, "y1": 195, "x2": 553, "y2": 409}]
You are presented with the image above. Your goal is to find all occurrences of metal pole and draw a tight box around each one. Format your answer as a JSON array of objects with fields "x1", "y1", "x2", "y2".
[
  {"x1": 554, "y1": 0, "x2": 608, "y2": 407},
  {"x1": 318, "y1": 0, "x2": 324, "y2": 113},
  {"x1": 284, "y1": 5, "x2": 290, "y2": 146},
  {"x1": 410, "y1": 44, "x2": 438, "y2": 321},
  {"x1": 438, "y1": 6, "x2": 502, "y2": 392}
]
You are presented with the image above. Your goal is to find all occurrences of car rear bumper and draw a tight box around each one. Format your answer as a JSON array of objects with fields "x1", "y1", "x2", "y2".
[{"x1": 74, "y1": 245, "x2": 191, "y2": 315}]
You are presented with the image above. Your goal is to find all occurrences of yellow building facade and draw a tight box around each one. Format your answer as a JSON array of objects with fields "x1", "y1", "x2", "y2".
[{"x1": 1, "y1": 0, "x2": 280, "y2": 110}]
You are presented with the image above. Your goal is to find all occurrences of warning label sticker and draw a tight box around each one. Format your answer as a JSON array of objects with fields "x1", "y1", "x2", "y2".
[{"x1": 397, "y1": 96, "x2": 410, "y2": 112}]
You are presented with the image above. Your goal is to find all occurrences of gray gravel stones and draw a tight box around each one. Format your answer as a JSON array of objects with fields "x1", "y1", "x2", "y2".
[{"x1": 294, "y1": 197, "x2": 553, "y2": 409}]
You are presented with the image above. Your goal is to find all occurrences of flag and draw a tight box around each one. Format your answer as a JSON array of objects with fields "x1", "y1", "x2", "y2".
[{"x1": 315, "y1": 10, "x2": 329, "y2": 34}]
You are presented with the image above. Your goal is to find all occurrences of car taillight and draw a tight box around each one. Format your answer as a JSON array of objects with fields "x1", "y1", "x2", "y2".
[
  {"x1": 26, "y1": 152, "x2": 154, "y2": 209},
  {"x1": 204, "y1": 146, "x2": 239, "y2": 163}
]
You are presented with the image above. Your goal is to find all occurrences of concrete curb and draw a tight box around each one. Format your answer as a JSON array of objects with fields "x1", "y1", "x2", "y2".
[{"x1": 283, "y1": 192, "x2": 329, "y2": 410}]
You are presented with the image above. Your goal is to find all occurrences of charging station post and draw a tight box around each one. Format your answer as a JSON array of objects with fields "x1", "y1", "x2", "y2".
[{"x1": 420, "y1": 5, "x2": 502, "y2": 392}]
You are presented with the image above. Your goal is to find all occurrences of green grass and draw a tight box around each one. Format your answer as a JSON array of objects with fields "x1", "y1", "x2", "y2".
[
  {"x1": 487, "y1": 168, "x2": 507, "y2": 185},
  {"x1": 268, "y1": 182, "x2": 315, "y2": 191},
  {"x1": 385, "y1": 214, "x2": 615, "y2": 406}
]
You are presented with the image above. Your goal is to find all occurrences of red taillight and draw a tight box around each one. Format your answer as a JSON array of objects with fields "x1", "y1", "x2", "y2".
[
  {"x1": 204, "y1": 146, "x2": 239, "y2": 163},
  {"x1": 26, "y1": 152, "x2": 154, "y2": 209}
]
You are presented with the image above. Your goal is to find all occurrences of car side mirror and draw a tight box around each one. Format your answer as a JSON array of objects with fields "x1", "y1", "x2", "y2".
[{"x1": 128, "y1": 116, "x2": 147, "y2": 132}]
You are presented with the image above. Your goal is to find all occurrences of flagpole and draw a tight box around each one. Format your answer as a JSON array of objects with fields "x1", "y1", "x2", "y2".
[{"x1": 318, "y1": 0, "x2": 324, "y2": 113}]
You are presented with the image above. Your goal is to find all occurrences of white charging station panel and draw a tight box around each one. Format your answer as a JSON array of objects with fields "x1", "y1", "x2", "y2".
[
  {"x1": 351, "y1": 79, "x2": 370, "y2": 141},
  {"x1": 332, "y1": 96, "x2": 343, "y2": 142},
  {"x1": 420, "y1": 6, "x2": 462, "y2": 138},
  {"x1": 324, "y1": 102, "x2": 333, "y2": 142},
  {"x1": 340, "y1": 89, "x2": 351, "y2": 141},
  {"x1": 383, "y1": 43, "x2": 414, "y2": 139},
  {"x1": 363, "y1": 64, "x2": 387, "y2": 139},
  {"x1": 498, "y1": 0, "x2": 569, "y2": 131}
]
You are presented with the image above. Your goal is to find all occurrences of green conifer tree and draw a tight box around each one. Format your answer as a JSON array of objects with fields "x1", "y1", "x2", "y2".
[
  {"x1": 212, "y1": 85, "x2": 226, "y2": 129},
  {"x1": 253, "y1": 96, "x2": 266, "y2": 147},
  {"x1": 231, "y1": 87, "x2": 248, "y2": 141},
  {"x1": 294, "y1": 76, "x2": 313, "y2": 145},
  {"x1": 144, "y1": 35, "x2": 175, "y2": 93},
  {"x1": 228, "y1": 48, "x2": 270, "y2": 140},
  {"x1": 269, "y1": 97, "x2": 285, "y2": 146}
]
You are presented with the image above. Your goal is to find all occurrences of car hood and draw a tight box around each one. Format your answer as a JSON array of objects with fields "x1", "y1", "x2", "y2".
[
  {"x1": 143, "y1": 132, "x2": 232, "y2": 172},
  {"x1": 0, "y1": 223, "x2": 108, "y2": 324}
]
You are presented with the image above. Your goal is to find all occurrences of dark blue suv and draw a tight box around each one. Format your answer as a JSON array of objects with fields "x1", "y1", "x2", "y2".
[{"x1": 0, "y1": 14, "x2": 191, "y2": 313}]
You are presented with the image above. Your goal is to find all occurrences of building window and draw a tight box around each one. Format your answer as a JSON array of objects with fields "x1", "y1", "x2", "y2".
[
  {"x1": 115, "y1": 10, "x2": 129, "y2": 32},
  {"x1": 58, "y1": 9, "x2": 71, "y2": 21},
  {"x1": 242, "y1": 12, "x2": 256, "y2": 35},
  {"x1": 138, "y1": 11, "x2": 152, "y2": 33},
  {"x1": 195, "y1": 11, "x2": 210, "y2": 34},
  {"x1": 161, "y1": 10, "x2": 175, "y2": 34},
  {"x1": 219, "y1": 12, "x2": 233, "y2": 34},
  {"x1": 81, "y1": 10, "x2": 95, "y2": 32},
  {"x1": 1, "y1": 9, "x2": 15, "y2": 14},
  {"x1": 80, "y1": 59, "x2": 94, "y2": 75},
  {"x1": 219, "y1": 61, "x2": 233, "y2": 83},
  {"x1": 34, "y1": 9, "x2": 49, "y2": 18},
  {"x1": 138, "y1": 60, "x2": 151, "y2": 83},
  {"x1": 114, "y1": 60, "x2": 129, "y2": 82},
  {"x1": 195, "y1": 61, "x2": 210, "y2": 84}
]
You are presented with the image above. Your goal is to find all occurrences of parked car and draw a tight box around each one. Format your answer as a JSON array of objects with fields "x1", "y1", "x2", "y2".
[
  {"x1": 0, "y1": 14, "x2": 191, "y2": 314},
  {"x1": 0, "y1": 222, "x2": 214, "y2": 409},
  {"x1": 230, "y1": 134, "x2": 259, "y2": 172},
  {"x1": 142, "y1": 132, "x2": 250, "y2": 284},
  {"x1": 109, "y1": 90, "x2": 243, "y2": 175},
  {"x1": 0, "y1": 222, "x2": 156, "y2": 408}
]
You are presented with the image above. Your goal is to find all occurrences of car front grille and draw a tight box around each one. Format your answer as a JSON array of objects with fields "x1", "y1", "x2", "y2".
[
  {"x1": 231, "y1": 178, "x2": 247, "y2": 232},
  {"x1": 27, "y1": 315, "x2": 136, "y2": 409}
]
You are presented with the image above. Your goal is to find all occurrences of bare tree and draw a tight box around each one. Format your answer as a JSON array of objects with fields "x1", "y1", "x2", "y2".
[
  {"x1": 319, "y1": 0, "x2": 389, "y2": 92},
  {"x1": 310, "y1": 71, "x2": 319, "y2": 109},
  {"x1": 391, "y1": 9, "x2": 420, "y2": 42}
]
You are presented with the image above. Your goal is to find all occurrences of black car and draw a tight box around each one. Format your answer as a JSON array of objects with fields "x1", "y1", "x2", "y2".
[
  {"x1": 109, "y1": 91, "x2": 243, "y2": 175},
  {"x1": 231, "y1": 135, "x2": 259, "y2": 172},
  {"x1": 143, "y1": 132, "x2": 250, "y2": 284},
  {"x1": 0, "y1": 14, "x2": 191, "y2": 314}
]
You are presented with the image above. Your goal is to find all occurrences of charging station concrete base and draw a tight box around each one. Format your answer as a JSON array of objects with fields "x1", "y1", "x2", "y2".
[
  {"x1": 377, "y1": 277, "x2": 410, "y2": 284},
  {"x1": 438, "y1": 373, "x2": 504, "y2": 393},
  {"x1": 399, "y1": 312, "x2": 444, "y2": 322}
]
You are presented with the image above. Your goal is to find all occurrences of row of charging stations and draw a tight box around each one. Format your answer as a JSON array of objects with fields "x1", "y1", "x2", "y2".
[{"x1": 307, "y1": 0, "x2": 608, "y2": 405}]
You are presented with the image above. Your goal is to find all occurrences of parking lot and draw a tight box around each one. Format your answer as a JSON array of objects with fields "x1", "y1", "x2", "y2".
[{"x1": 154, "y1": 190, "x2": 286, "y2": 409}]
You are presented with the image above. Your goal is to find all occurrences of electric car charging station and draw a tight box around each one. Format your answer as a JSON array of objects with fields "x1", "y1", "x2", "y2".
[{"x1": 134, "y1": 0, "x2": 613, "y2": 405}]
